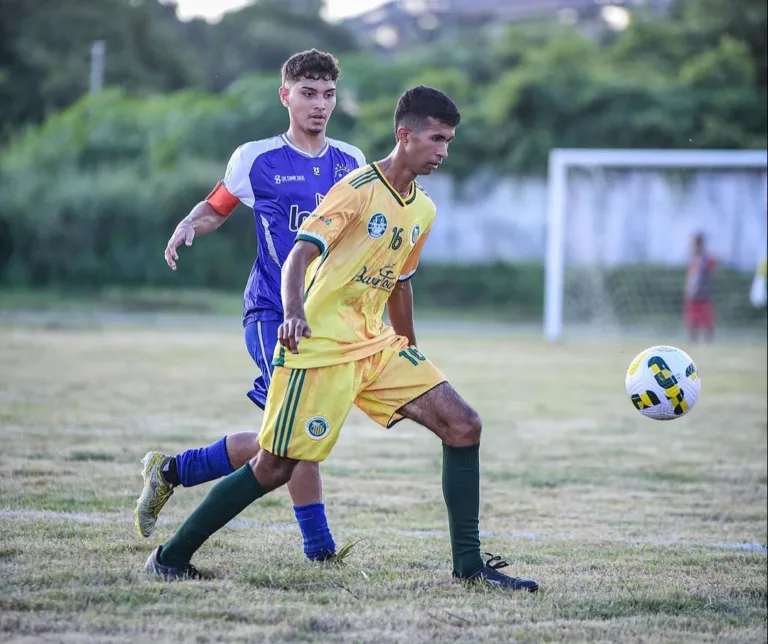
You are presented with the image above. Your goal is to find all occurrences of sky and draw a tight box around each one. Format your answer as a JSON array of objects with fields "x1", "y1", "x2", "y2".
[{"x1": 170, "y1": 0, "x2": 391, "y2": 22}]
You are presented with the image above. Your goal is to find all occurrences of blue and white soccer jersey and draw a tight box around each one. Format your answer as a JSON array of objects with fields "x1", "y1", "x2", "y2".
[{"x1": 205, "y1": 134, "x2": 366, "y2": 407}]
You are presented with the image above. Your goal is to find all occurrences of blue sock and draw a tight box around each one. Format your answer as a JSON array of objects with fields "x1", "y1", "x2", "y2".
[
  {"x1": 293, "y1": 503, "x2": 336, "y2": 561},
  {"x1": 175, "y1": 436, "x2": 235, "y2": 488}
]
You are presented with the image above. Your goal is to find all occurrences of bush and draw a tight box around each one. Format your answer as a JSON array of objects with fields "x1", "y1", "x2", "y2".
[{"x1": 0, "y1": 160, "x2": 255, "y2": 289}]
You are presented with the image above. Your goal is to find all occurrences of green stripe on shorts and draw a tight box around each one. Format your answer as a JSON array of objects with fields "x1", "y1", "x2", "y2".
[
  {"x1": 280, "y1": 370, "x2": 307, "y2": 457},
  {"x1": 272, "y1": 370, "x2": 299, "y2": 455}
]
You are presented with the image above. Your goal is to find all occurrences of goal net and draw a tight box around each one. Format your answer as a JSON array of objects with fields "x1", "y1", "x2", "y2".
[{"x1": 544, "y1": 149, "x2": 768, "y2": 341}]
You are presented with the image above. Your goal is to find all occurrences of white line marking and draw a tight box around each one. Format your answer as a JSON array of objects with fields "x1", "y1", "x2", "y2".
[{"x1": 1, "y1": 509, "x2": 765, "y2": 553}]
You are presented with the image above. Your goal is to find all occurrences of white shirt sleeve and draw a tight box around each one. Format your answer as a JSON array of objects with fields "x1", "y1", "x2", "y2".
[
  {"x1": 221, "y1": 138, "x2": 282, "y2": 208},
  {"x1": 329, "y1": 138, "x2": 366, "y2": 170},
  {"x1": 222, "y1": 145, "x2": 256, "y2": 208}
]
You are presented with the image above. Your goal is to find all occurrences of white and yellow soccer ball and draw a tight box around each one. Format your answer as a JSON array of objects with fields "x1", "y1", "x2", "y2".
[{"x1": 625, "y1": 345, "x2": 701, "y2": 420}]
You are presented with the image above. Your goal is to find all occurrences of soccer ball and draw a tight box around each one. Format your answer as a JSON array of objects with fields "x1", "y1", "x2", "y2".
[{"x1": 625, "y1": 345, "x2": 701, "y2": 420}]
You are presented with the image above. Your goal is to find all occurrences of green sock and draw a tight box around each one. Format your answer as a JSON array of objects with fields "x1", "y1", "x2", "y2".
[
  {"x1": 159, "y1": 464, "x2": 267, "y2": 566},
  {"x1": 442, "y1": 443, "x2": 483, "y2": 577}
]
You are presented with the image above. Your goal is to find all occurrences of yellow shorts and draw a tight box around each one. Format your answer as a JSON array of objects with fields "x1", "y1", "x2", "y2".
[{"x1": 258, "y1": 335, "x2": 446, "y2": 462}]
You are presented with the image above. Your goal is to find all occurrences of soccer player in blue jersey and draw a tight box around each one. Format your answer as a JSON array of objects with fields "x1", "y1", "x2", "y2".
[{"x1": 134, "y1": 49, "x2": 365, "y2": 562}]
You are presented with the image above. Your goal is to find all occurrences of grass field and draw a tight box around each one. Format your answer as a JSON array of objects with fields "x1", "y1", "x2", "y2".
[{"x1": 1, "y1": 313, "x2": 766, "y2": 643}]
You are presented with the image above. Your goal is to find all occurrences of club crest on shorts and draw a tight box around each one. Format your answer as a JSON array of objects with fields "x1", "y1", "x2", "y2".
[
  {"x1": 367, "y1": 213, "x2": 388, "y2": 239},
  {"x1": 305, "y1": 416, "x2": 330, "y2": 441},
  {"x1": 410, "y1": 223, "x2": 421, "y2": 247}
]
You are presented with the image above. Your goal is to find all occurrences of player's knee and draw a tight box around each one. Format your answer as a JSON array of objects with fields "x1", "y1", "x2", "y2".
[
  {"x1": 445, "y1": 408, "x2": 482, "y2": 446},
  {"x1": 226, "y1": 432, "x2": 261, "y2": 469},
  {"x1": 250, "y1": 449, "x2": 296, "y2": 492}
]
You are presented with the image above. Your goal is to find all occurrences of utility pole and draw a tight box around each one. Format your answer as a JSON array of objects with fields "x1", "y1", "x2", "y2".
[{"x1": 90, "y1": 40, "x2": 106, "y2": 94}]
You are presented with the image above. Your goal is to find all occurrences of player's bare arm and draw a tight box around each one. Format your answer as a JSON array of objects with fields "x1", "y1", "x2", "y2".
[
  {"x1": 387, "y1": 279, "x2": 417, "y2": 346},
  {"x1": 279, "y1": 240, "x2": 320, "y2": 354},
  {"x1": 164, "y1": 201, "x2": 228, "y2": 270}
]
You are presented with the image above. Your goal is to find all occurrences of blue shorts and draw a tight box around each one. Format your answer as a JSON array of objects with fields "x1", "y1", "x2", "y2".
[{"x1": 244, "y1": 319, "x2": 281, "y2": 410}]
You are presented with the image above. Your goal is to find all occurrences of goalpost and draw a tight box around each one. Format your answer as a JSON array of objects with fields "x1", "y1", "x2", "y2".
[{"x1": 544, "y1": 149, "x2": 768, "y2": 341}]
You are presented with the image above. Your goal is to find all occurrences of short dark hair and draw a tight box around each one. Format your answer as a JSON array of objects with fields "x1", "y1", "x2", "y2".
[
  {"x1": 394, "y1": 86, "x2": 461, "y2": 132},
  {"x1": 281, "y1": 49, "x2": 340, "y2": 84}
]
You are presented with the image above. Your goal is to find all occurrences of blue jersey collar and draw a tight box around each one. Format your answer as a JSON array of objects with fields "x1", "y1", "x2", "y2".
[{"x1": 281, "y1": 133, "x2": 329, "y2": 159}]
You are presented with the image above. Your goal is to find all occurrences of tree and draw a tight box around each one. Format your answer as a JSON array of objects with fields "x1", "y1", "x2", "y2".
[
  {"x1": 0, "y1": 0, "x2": 201, "y2": 143},
  {"x1": 672, "y1": 0, "x2": 767, "y2": 89},
  {"x1": 193, "y1": 0, "x2": 357, "y2": 92}
]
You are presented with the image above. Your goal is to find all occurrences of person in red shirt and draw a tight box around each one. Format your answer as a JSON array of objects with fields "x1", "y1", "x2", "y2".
[{"x1": 684, "y1": 233, "x2": 717, "y2": 342}]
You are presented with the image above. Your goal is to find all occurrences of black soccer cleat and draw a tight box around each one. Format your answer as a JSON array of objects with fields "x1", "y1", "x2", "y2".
[
  {"x1": 144, "y1": 545, "x2": 206, "y2": 580},
  {"x1": 454, "y1": 553, "x2": 539, "y2": 592}
]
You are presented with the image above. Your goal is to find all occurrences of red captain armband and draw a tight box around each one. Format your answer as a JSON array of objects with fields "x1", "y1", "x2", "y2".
[{"x1": 205, "y1": 181, "x2": 240, "y2": 216}]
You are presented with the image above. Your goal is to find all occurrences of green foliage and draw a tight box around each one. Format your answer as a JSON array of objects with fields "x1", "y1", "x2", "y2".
[
  {"x1": 0, "y1": 0, "x2": 765, "y2": 290},
  {"x1": 671, "y1": 0, "x2": 767, "y2": 89},
  {"x1": 413, "y1": 263, "x2": 545, "y2": 319},
  {"x1": 0, "y1": 0, "x2": 201, "y2": 140},
  {"x1": 0, "y1": 0, "x2": 358, "y2": 139},
  {"x1": 3, "y1": 0, "x2": 766, "y2": 172},
  {"x1": 0, "y1": 161, "x2": 254, "y2": 289},
  {"x1": 192, "y1": 0, "x2": 357, "y2": 92}
]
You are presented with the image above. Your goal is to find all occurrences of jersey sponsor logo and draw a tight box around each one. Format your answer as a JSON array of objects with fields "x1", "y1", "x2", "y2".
[
  {"x1": 289, "y1": 193, "x2": 326, "y2": 232},
  {"x1": 305, "y1": 416, "x2": 330, "y2": 440},
  {"x1": 334, "y1": 163, "x2": 352, "y2": 181},
  {"x1": 354, "y1": 264, "x2": 397, "y2": 292},
  {"x1": 367, "y1": 213, "x2": 388, "y2": 239},
  {"x1": 409, "y1": 223, "x2": 421, "y2": 247},
  {"x1": 307, "y1": 213, "x2": 331, "y2": 225},
  {"x1": 275, "y1": 174, "x2": 306, "y2": 184}
]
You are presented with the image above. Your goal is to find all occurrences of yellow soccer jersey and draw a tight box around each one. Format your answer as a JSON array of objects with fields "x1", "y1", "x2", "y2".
[{"x1": 274, "y1": 162, "x2": 435, "y2": 369}]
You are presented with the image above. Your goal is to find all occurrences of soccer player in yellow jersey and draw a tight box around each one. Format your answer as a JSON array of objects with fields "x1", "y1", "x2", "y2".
[{"x1": 145, "y1": 86, "x2": 540, "y2": 592}]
